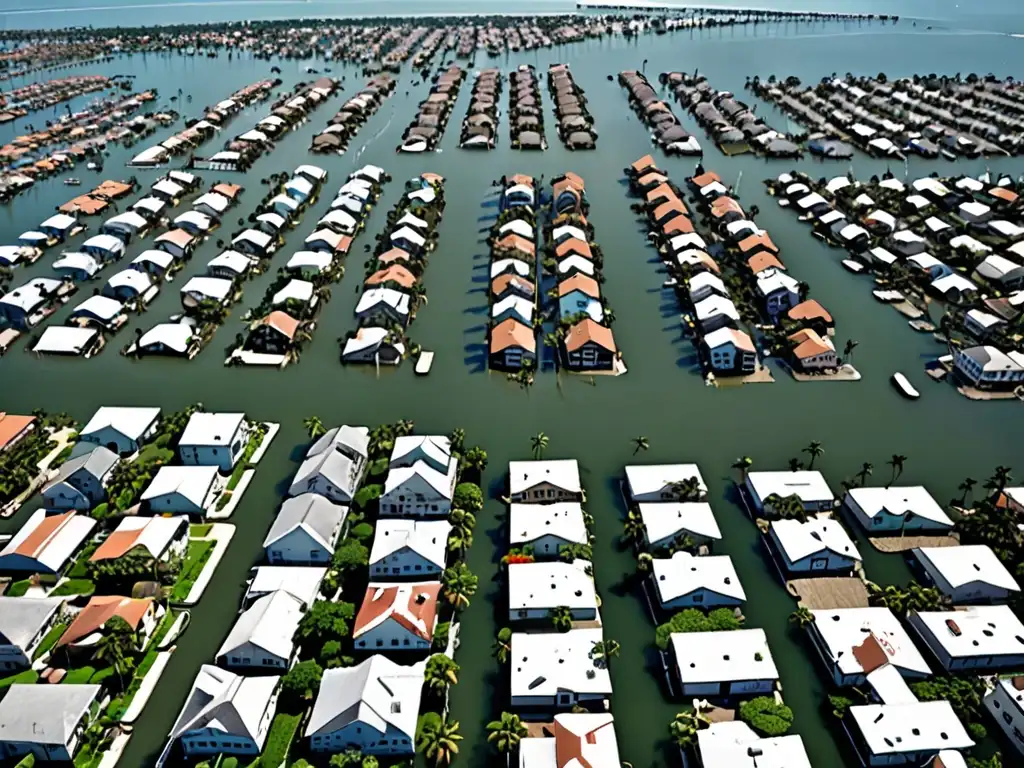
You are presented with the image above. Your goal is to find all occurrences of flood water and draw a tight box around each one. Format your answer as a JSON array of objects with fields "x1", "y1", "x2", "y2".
[{"x1": 1, "y1": 4, "x2": 1024, "y2": 767}]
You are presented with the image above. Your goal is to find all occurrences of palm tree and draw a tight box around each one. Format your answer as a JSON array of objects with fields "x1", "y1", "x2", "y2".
[
  {"x1": 424, "y1": 654, "x2": 460, "y2": 695},
  {"x1": 93, "y1": 616, "x2": 137, "y2": 690},
  {"x1": 492, "y1": 627, "x2": 513, "y2": 664},
  {"x1": 843, "y1": 339, "x2": 859, "y2": 363},
  {"x1": 442, "y1": 563, "x2": 478, "y2": 610},
  {"x1": 802, "y1": 441, "x2": 824, "y2": 470},
  {"x1": 590, "y1": 639, "x2": 621, "y2": 665},
  {"x1": 550, "y1": 606, "x2": 574, "y2": 632},
  {"x1": 636, "y1": 552, "x2": 653, "y2": 574},
  {"x1": 906, "y1": 581, "x2": 944, "y2": 612},
  {"x1": 732, "y1": 456, "x2": 753, "y2": 481},
  {"x1": 789, "y1": 606, "x2": 815, "y2": 627},
  {"x1": 486, "y1": 712, "x2": 527, "y2": 756},
  {"x1": 621, "y1": 510, "x2": 646, "y2": 546},
  {"x1": 669, "y1": 477, "x2": 703, "y2": 502},
  {"x1": 632, "y1": 436, "x2": 649, "y2": 455},
  {"x1": 669, "y1": 710, "x2": 707, "y2": 748},
  {"x1": 417, "y1": 716, "x2": 463, "y2": 767},
  {"x1": 461, "y1": 446, "x2": 489, "y2": 474},
  {"x1": 448, "y1": 509, "x2": 476, "y2": 549},
  {"x1": 303, "y1": 415, "x2": 326, "y2": 439},
  {"x1": 530, "y1": 432, "x2": 549, "y2": 459},
  {"x1": 867, "y1": 583, "x2": 908, "y2": 614},
  {"x1": 448, "y1": 428, "x2": 466, "y2": 452},
  {"x1": 857, "y1": 462, "x2": 874, "y2": 486},
  {"x1": 886, "y1": 454, "x2": 907, "y2": 487},
  {"x1": 958, "y1": 477, "x2": 977, "y2": 506},
  {"x1": 985, "y1": 466, "x2": 1013, "y2": 497},
  {"x1": 788, "y1": 457, "x2": 804, "y2": 472}
]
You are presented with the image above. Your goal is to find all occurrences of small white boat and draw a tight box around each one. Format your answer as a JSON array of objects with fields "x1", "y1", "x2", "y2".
[
  {"x1": 415, "y1": 350, "x2": 434, "y2": 375},
  {"x1": 842, "y1": 259, "x2": 864, "y2": 273},
  {"x1": 64, "y1": 178, "x2": 81, "y2": 186},
  {"x1": 872, "y1": 289, "x2": 903, "y2": 303},
  {"x1": 892, "y1": 372, "x2": 920, "y2": 399}
]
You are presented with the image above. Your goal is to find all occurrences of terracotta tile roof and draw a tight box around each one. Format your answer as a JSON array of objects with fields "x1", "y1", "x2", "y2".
[
  {"x1": 739, "y1": 232, "x2": 779, "y2": 255},
  {"x1": 95, "y1": 180, "x2": 132, "y2": 199},
  {"x1": 559, "y1": 171, "x2": 585, "y2": 190},
  {"x1": 565, "y1": 318, "x2": 616, "y2": 353},
  {"x1": 353, "y1": 582, "x2": 441, "y2": 642},
  {"x1": 491, "y1": 318, "x2": 537, "y2": 353},
  {"x1": 788, "y1": 328, "x2": 833, "y2": 359},
  {"x1": 710, "y1": 197, "x2": 743, "y2": 218},
  {"x1": 645, "y1": 183, "x2": 675, "y2": 204},
  {"x1": 747, "y1": 253, "x2": 786, "y2": 274},
  {"x1": 662, "y1": 215, "x2": 694, "y2": 236},
  {"x1": 653, "y1": 198, "x2": 686, "y2": 222},
  {"x1": 212, "y1": 183, "x2": 243, "y2": 199},
  {"x1": 378, "y1": 247, "x2": 411, "y2": 265},
  {"x1": 156, "y1": 228, "x2": 196, "y2": 248},
  {"x1": 497, "y1": 233, "x2": 535, "y2": 256},
  {"x1": 57, "y1": 595, "x2": 153, "y2": 648},
  {"x1": 90, "y1": 529, "x2": 145, "y2": 562},
  {"x1": 13, "y1": 512, "x2": 76, "y2": 557},
  {"x1": 631, "y1": 155, "x2": 656, "y2": 174},
  {"x1": 59, "y1": 195, "x2": 108, "y2": 215},
  {"x1": 555, "y1": 238, "x2": 592, "y2": 259},
  {"x1": 989, "y1": 187, "x2": 1018, "y2": 203},
  {"x1": 0, "y1": 412, "x2": 34, "y2": 452},
  {"x1": 258, "y1": 310, "x2": 300, "y2": 340},
  {"x1": 492, "y1": 274, "x2": 535, "y2": 299},
  {"x1": 558, "y1": 273, "x2": 600, "y2": 299},
  {"x1": 787, "y1": 299, "x2": 833, "y2": 324},
  {"x1": 691, "y1": 171, "x2": 721, "y2": 188},
  {"x1": 365, "y1": 265, "x2": 417, "y2": 289},
  {"x1": 509, "y1": 174, "x2": 534, "y2": 187},
  {"x1": 420, "y1": 172, "x2": 444, "y2": 185},
  {"x1": 852, "y1": 633, "x2": 889, "y2": 674},
  {"x1": 636, "y1": 172, "x2": 668, "y2": 188}
]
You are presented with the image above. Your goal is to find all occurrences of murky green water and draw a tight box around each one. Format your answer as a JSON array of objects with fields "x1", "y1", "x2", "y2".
[{"x1": 2, "y1": 15, "x2": 1024, "y2": 768}]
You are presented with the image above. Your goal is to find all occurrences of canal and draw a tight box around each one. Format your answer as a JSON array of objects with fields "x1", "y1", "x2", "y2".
[{"x1": 1, "y1": 14, "x2": 1024, "y2": 768}]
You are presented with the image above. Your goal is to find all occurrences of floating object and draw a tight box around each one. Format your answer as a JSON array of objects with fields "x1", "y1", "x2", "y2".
[
  {"x1": 663, "y1": 278, "x2": 678, "y2": 288},
  {"x1": 841, "y1": 259, "x2": 864, "y2": 273},
  {"x1": 415, "y1": 350, "x2": 434, "y2": 375},
  {"x1": 872, "y1": 289, "x2": 903, "y2": 303},
  {"x1": 909, "y1": 319, "x2": 936, "y2": 332},
  {"x1": 892, "y1": 372, "x2": 920, "y2": 399},
  {"x1": 64, "y1": 178, "x2": 81, "y2": 186}
]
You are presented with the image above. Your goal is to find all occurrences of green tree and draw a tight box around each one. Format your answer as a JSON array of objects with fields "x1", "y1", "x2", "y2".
[
  {"x1": 296, "y1": 601, "x2": 354, "y2": 648},
  {"x1": 669, "y1": 476, "x2": 703, "y2": 502},
  {"x1": 636, "y1": 552, "x2": 653, "y2": 574},
  {"x1": 655, "y1": 608, "x2": 741, "y2": 649},
  {"x1": 303, "y1": 416, "x2": 326, "y2": 439},
  {"x1": 448, "y1": 508, "x2": 477, "y2": 545},
  {"x1": 621, "y1": 510, "x2": 646, "y2": 546},
  {"x1": 492, "y1": 627, "x2": 512, "y2": 664},
  {"x1": 906, "y1": 581, "x2": 944, "y2": 612},
  {"x1": 886, "y1": 454, "x2": 907, "y2": 487},
  {"x1": 867, "y1": 583, "x2": 908, "y2": 614},
  {"x1": 486, "y1": 712, "x2": 527, "y2": 755},
  {"x1": 857, "y1": 462, "x2": 873, "y2": 486},
  {"x1": 329, "y1": 749, "x2": 365, "y2": 767},
  {"x1": 417, "y1": 715, "x2": 462, "y2": 766},
  {"x1": 424, "y1": 654, "x2": 460, "y2": 695},
  {"x1": 461, "y1": 446, "x2": 488, "y2": 474},
  {"x1": 632, "y1": 436, "x2": 649, "y2": 455},
  {"x1": 802, "y1": 441, "x2": 824, "y2": 469},
  {"x1": 668, "y1": 711, "x2": 706, "y2": 748},
  {"x1": 332, "y1": 538, "x2": 369, "y2": 575},
  {"x1": 739, "y1": 697, "x2": 794, "y2": 737},
  {"x1": 732, "y1": 456, "x2": 753, "y2": 481},
  {"x1": 985, "y1": 465, "x2": 1013, "y2": 497},
  {"x1": 453, "y1": 482, "x2": 483, "y2": 513},
  {"x1": 789, "y1": 607, "x2": 815, "y2": 627},
  {"x1": 93, "y1": 615, "x2": 138, "y2": 690},
  {"x1": 590, "y1": 639, "x2": 621, "y2": 665},
  {"x1": 559, "y1": 543, "x2": 593, "y2": 562},
  {"x1": 911, "y1": 676, "x2": 987, "y2": 728},
  {"x1": 828, "y1": 694, "x2": 854, "y2": 719},
  {"x1": 280, "y1": 660, "x2": 323, "y2": 708},
  {"x1": 550, "y1": 606, "x2": 574, "y2": 632},
  {"x1": 958, "y1": 477, "x2": 977, "y2": 506},
  {"x1": 442, "y1": 563, "x2": 478, "y2": 610},
  {"x1": 530, "y1": 432, "x2": 549, "y2": 459},
  {"x1": 448, "y1": 428, "x2": 466, "y2": 452}
]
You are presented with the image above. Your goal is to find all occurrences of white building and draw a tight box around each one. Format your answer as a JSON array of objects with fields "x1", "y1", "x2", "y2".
[
  {"x1": 508, "y1": 460, "x2": 582, "y2": 504},
  {"x1": 306, "y1": 655, "x2": 424, "y2": 756},
  {"x1": 638, "y1": 502, "x2": 721, "y2": 550},
  {"x1": 768, "y1": 518, "x2": 861, "y2": 575},
  {"x1": 244, "y1": 566, "x2": 326, "y2": 610},
  {"x1": 288, "y1": 425, "x2": 369, "y2": 505},
  {"x1": 846, "y1": 700, "x2": 973, "y2": 767},
  {"x1": 703, "y1": 327, "x2": 758, "y2": 375},
  {"x1": 178, "y1": 412, "x2": 248, "y2": 472},
  {"x1": 352, "y1": 582, "x2": 441, "y2": 651},
  {"x1": 0, "y1": 597, "x2": 64, "y2": 671},
  {"x1": 0, "y1": 684, "x2": 101, "y2": 763},
  {"x1": 169, "y1": 665, "x2": 280, "y2": 758},
  {"x1": 669, "y1": 629, "x2": 779, "y2": 698},
  {"x1": 42, "y1": 444, "x2": 119, "y2": 511},
  {"x1": 510, "y1": 629, "x2": 612, "y2": 709},
  {"x1": 380, "y1": 439, "x2": 458, "y2": 518},
  {"x1": 79, "y1": 405, "x2": 161, "y2": 457},
  {"x1": 745, "y1": 471, "x2": 835, "y2": 514},
  {"x1": 0, "y1": 510, "x2": 97, "y2": 575},
  {"x1": 983, "y1": 678, "x2": 1024, "y2": 757},
  {"x1": 141, "y1": 465, "x2": 223, "y2": 516},
  {"x1": 844, "y1": 486, "x2": 954, "y2": 535},
  {"x1": 651, "y1": 551, "x2": 745, "y2": 611},
  {"x1": 508, "y1": 560, "x2": 598, "y2": 623},
  {"x1": 908, "y1": 605, "x2": 1024, "y2": 672},
  {"x1": 913, "y1": 545, "x2": 1020, "y2": 604},
  {"x1": 807, "y1": 607, "x2": 931, "y2": 686},
  {"x1": 263, "y1": 493, "x2": 346, "y2": 565},
  {"x1": 954, "y1": 346, "x2": 1024, "y2": 389},
  {"x1": 216, "y1": 590, "x2": 302, "y2": 671},
  {"x1": 625, "y1": 463, "x2": 707, "y2": 502},
  {"x1": 697, "y1": 721, "x2": 813, "y2": 768},
  {"x1": 89, "y1": 515, "x2": 188, "y2": 565},
  {"x1": 508, "y1": 502, "x2": 588, "y2": 558},
  {"x1": 369, "y1": 519, "x2": 450, "y2": 578},
  {"x1": 518, "y1": 713, "x2": 621, "y2": 768}
]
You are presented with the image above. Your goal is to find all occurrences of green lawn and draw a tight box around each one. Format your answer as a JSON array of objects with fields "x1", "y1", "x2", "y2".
[
  {"x1": 32, "y1": 623, "x2": 67, "y2": 661},
  {"x1": 190, "y1": 523, "x2": 213, "y2": 537},
  {"x1": 50, "y1": 579, "x2": 96, "y2": 598},
  {"x1": 227, "y1": 429, "x2": 265, "y2": 491},
  {"x1": 171, "y1": 539, "x2": 215, "y2": 602},
  {"x1": 5, "y1": 579, "x2": 31, "y2": 597},
  {"x1": 260, "y1": 713, "x2": 301, "y2": 768},
  {"x1": 62, "y1": 666, "x2": 97, "y2": 685},
  {"x1": 0, "y1": 669, "x2": 39, "y2": 689}
]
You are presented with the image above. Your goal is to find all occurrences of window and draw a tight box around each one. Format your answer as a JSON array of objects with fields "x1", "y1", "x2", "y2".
[
  {"x1": 375, "y1": 639, "x2": 383, "y2": 647},
  {"x1": 414, "y1": 565, "x2": 422, "y2": 571},
  {"x1": 1004, "y1": 712, "x2": 1014, "y2": 725},
  {"x1": 403, "y1": 638, "x2": 410, "y2": 646},
  {"x1": 391, "y1": 638, "x2": 400, "y2": 646}
]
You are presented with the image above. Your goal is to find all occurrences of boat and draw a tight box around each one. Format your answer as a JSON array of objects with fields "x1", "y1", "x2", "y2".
[
  {"x1": 841, "y1": 259, "x2": 864, "y2": 273},
  {"x1": 415, "y1": 350, "x2": 434, "y2": 375},
  {"x1": 64, "y1": 178, "x2": 81, "y2": 186},
  {"x1": 908, "y1": 319, "x2": 936, "y2": 332},
  {"x1": 941, "y1": 149, "x2": 957, "y2": 161},
  {"x1": 891, "y1": 372, "x2": 920, "y2": 399},
  {"x1": 872, "y1": 289, "x2": 903, "y2": 303}
]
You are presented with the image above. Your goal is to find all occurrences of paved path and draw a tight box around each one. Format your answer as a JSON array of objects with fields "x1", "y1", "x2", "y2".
[{"x1": 122, "y1": 651, "x2": 172, "y2": 724}]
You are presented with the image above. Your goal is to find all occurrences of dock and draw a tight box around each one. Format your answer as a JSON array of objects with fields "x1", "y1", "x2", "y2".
[{"x1": 415, "y1": 350, "x2": 434, "y2": 375}]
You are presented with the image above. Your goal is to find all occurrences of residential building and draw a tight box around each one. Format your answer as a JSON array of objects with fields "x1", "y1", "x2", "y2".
[
  {"x1": 169, "y1": 665, "x2": 280, "y2": 758},
  {"x1": 41, "y1": 444, "x2": 119, "y2": 511},
  {"x1": 744, "y1": 470, "x2": 835, "y2": 514},
  {"x1": 912, "y1": 545, "x2": 1020, "y2": 604},
  {"x1": 0, "y1": 684, "x2": 101, "y2": 762},
  {"x1": 288, "y1": 425, "x2": 370, "y2": 504},
  {"x1": 263, "y1": 493, "x2": 347, "y2": 565},
  {"x1": 756, "y1": 270, "x2": 801, "y2": 317},
  {"x1": 518, "y1": 713, "x2": 621, "y2": 768},
  {"x1": 638, "y1": 502, "x2": 721, "y2": 550},
  {"x1": 768, "y1": 518, "x2": 862, "y2": 576},
  {"x1": 844, "y1": 486, "x2": 954, "y2": 534},
  {"x1": 703, "y1": 327, "x2": 758, "y2": 374},
  {"x1": 694, "y1": 295, "x2": 740, "y2": 333},
  {"x1": 306, "y1": 655, "x2": 424, "y2": 755},
  {"x1": 0, "y1": 510, "x2": 97, "y2": 575},
  {"x1": 508, "y1": 560, "x2": 597, "y2": 623},
  {"x1": 178, "y1": 412, "x2": 249, "y2": 472},
  {"x1": 380, "y1": 462, "x2": 457, "y2": 519},
  {"x1": 0, "y1": 412, "x2": 35, "y2": 454},
  {"x1": 696, "y1": 721, "x2": 812, "y2": 768},
  {"x1": 244, "y1": 566, "x2": 326, "y2": 610},
  {"x1": 216, "y1": 590, "x2": 302, "y2": 671},
  {"x1": 141, "y1": 465, "x2": 224, "y2": 516},
  {"x1": 563, "y1": 319, "x2": 617, "y2": 370},
  {"x1": 352, "y1": 582, "x2": 441, "y2": 651},
  {"x1": 807, "y1": 607, "x2": 931, "y2": 686},
  {"x1": 509, "y1": 502, "x2": 588, "y2": 558},
  {"x1": 389, "y1": 436, "x2": 453, "y2": 474},
  {"x1": 953, "y1": 346, "x2": 1024, "y2": 389},
  {"x1": 669, "y1": 629, "x2": 779, "y2": 698},
  {"x1": 788, "y1": 328, "x2": 838, "y2": 371},
  {"x1": 56, "y1": 595, "x2": 160, "y2": 652},
  {"x1": 510, "y1": 629, "x2": 611, "y2": 709},
  {"x1": 651, "y1": 552, "x2": 744, "y2": 611},
  {"x1": 625, "y1": 463, "x2": 707, "y2": 503},
  {"x1": 845, "y1": 701, "x2": 973, "y2": 767},
  {"x1": 369, "y1": 519, "x2": 450, "y2": 578},
  {"x1": 79, "y1": 405, "x2": 161, "y2": 456},
  {"x1": 489, "y1": 318, "x2": 537, "y2": 371},
  {"x1": 508, "y1": 460, "x2": 582, "y2": 504},
  {"x1": 0, "y1": 596, "x2": 64, "y2": 671},
  {"x1": 89, "y1": 515, "x2": 188, "y2": 566},
  {"x1": 908, "y1": 605, "x2": 1024, "y2": 672},
  {"x1": 983, "y1": 678, "x2": 1024, "y2": 757}
]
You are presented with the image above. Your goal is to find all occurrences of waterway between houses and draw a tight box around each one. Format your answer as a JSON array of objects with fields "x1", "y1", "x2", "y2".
[{"x1": 1, "y1": 11, "x2": 1024, "y2": 768}]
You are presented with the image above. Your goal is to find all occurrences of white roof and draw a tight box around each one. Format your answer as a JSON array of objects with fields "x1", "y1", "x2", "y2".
[
  {"x1": 868, "y1": 247, "x2": 897, "y2": 265},
  {"x1": 104, "y1": 211, "x2": 149, "y2": 232},
  {"x1": 0, "y1": 277, "x2": 62, "y2": 312},
  {"x1": 825, "y1": 176, "x2": 851, "y2": 194},
  {"x1": 370, "y1": 519, "x2": 450, "y2": 569},
  {"x1": 878, "y1": 177, "x2": 904, "y2": 191},
  {"x1": 0, "y1": 245, "x2": 34, "y2": 267},
  {"x1": 955, "y1": 176, "x2": 984, "y2": 192},
  {"x1": 796, "y1": 192, "x2": 828, "y2": 210},
  {"x1": 233, "y1": 229, "x2": 273, "y2": 250},
  {"x1": 905, "y1": 194, "x2": 931, "y2": 210},
  {"x1": 193, "y1": 192, "x2": 231, "y2": 214},
  {"x1": 131, "y1": 196, "x2": 167, "y2": 215},
  {"x1": 989, "y1": 220, "x2": 1024, "y2": 238},
  {"x1": 273, "y1": 279, "x2": 314, "y2": 306},
  {"x1": 218, "y1": 590, "x2": 302, "y2": 662},
  {"x1": 141, "y1": 465, "x2": 219, "y2": 507},
  {"x1": 286, "y1": 250, "x2": 332, "y2": 272},
  {"x1": 131, "y1": 145, "x2": 169, "y2": 164},
  {"x1": 849, "y1": 701, "x2": 973, "y2": 756},
  {"x1": 553, "y1": 224, "x2": 586, "y2": 242},
  {"x1": 181, "y1": 276, "x2": 232, "y2": 301},
  {"x1": 72, "y1": 295, "x2": 123, "y2": 322},
  {"x1": 652, "y1": 551, "x2": 744, "y2": 603},
  {"x1": 697, "y1": 721, "x2": 812, "y2": 768},
  {"x1": 247, "y1": 566, "x2": 325, "y2": 608},
  {"x1": 504, "y1": 183, "x2": 534, "y2": 201},
  {"x1": 390, "y1": 226, "x2": 425, "y2": 247},
  {"x1": 670, "y1": 629, "x2": 779, "y2": 684},
  {"x1": 688, "y1": 272, "x2": 726, "y2": 297},
  {"x1": 285, "y1": 176, "x2": 313, "y2": 196},
  {"x1": 909, "y1": 252, "x2": 943, "y2": 271},
  {"x1": 959, "y1": 200, "x2": 991, "y2": 218},
  {"x1": 238, "y1": 129, "x2": 269, "y2": 143},
  {"x1": 355, "y1": 287, "x2": 410, "y2": 318},
  {"x1": 169, "y1": 665, "x2": 279, "y2": 745},
  {"x1": 840, "y1": 223, "x2": 869, "y2": 242},
  {"x1": 107, "y1": 268, "x2": 153, "y2": 295},
  {"x1": 704, "y1": 327, "x2": 755, "y2": 353},
  {"x1": 931, "y1": 272, "x2": 977, "y2": 295},
  {"x1": 40, "y1": 213, "x2": 78, "y2": 231},
  {"x1": 152, "y1": 179, "x2": 185, "y2": 199},
  {"x1": 319, "y1": 209, "x2": 358, "y2": 232},
  {"x1": 342, "y1": 327, "x2": 404, "y2": 358},
  {"x1": 508, "y1": 560, "x2": 596, "y2": 613},
  {"x1": 639, "y1": 502, "x2": 721, "y2": 544},
  {"x1": 810, "y1": 607, "x2": 930, "y2": 677},
  {"x1": 82, "y1": 406, "x2": 160, "y2": 443},
  {"x1": 82, "y1": 234, "x2": 125, "y2": 256},
  {"x1": 771, "y1": 518, "x2": 861, "y2": 563},
  {"x1": 509, "y1": 502, "x2": 588, "y2": 547},
  {"x1": 747, "y1": 470, "x2": 833, "y2": 505},
  {"x1": 846, "y1": 486, "x2": 953, "y2": 527},
  {"x1": 950, "y1": 234, "x2": 991, "y2": 254},
  {"x1": 209, "y1": 151, "x2": 241, "y2": 162},
  {"x1": 913, "y1": 605, "x2": 1024, "y2": 659},
  {"x1": 756, "y1": 270, "x2": 800, "y2": 297},
  {"x1": 0, "y1": 509, "x2": 96, "y2": 573},
  {"x1": 498, "y1": 218, "x2": 534, "y2": 239},
  {"x1": 207, "y1": 250, "x2": 254, "y2": 275},
  {"x1": 817, "y1": 210, "x2": 845, "y2": 226},
  {"x1": 492, "y1": 295, "x2": 534, "y2": 323},
  {"x1": 508, "y1": 459, "x2": 581, "y2": 496},
  {"x1": 53, "y1": 252, "x2": 100, "y2": 275},
  {"x1": 625, "y1": 464, "x2": 707, "y2": 500},
  {"x1": 510, "y1": 629, "x2": 611, "y2": 699},
  {"x1": 695, "y1": 295, "x2": 740, "y2": 323},
  {"x1": 915, "y1": 545, "x2": 1019, "y2": 593},
  {"x1": 491, "y1": 258, "x2": 531, "y2": 279},
  {"x1": 911, "y1": 177, "x2": 951, "y2": 196},
  {"x1": 33, "y1": 326, "x2": 98, "y2": 354},
  {"x1": 132, "y1": 250, "x2": 174, "y2": 270},
  {"x1": 924, "y1": 216, "x2": 951, "y2": 233},
  {"x1": 352, "y1": 164, "x2": 383, "y2": 182},
  {"x1": 180, "y1": 412, "x2": 245, "y2": 448},
  {"x1": 669, "y1": 233, "x2": 707, "y2": 252},
  {"x1": 174, "y1": 210, "x2": 213, "y2": 230},
  {"x1": 269, "y1": 194, "x2": 299, "y2": 212}
]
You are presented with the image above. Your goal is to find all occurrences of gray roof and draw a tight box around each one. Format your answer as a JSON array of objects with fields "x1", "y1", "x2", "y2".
[
  {"x1": 289, "y1": 426, "x2": 368, "y2": 497},
  {"x1": 0, "y1": 684, "x2": 100, "y2": 746},
  {"x1": 0, "y1": 596, "x2": 63, "y2": 648},
  {"x1": 46, "y1": 443, "x2": 119, "y2": 488},
  {"x1": 170, "y1": 665, "x2": 278, "y2": 745},
  {"x1": 264, "y1": 493, "x2": 346, "y2": 550}
]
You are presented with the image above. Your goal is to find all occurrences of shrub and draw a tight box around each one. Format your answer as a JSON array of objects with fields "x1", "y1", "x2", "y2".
[
  {"x1": 353, "y1": 484, "x2": 382, "y2": 510},
  {"x1": 50, "y1": 579, "x2": 96, "y2": 598},
  {"x1": 453, "y1": 482, "x2": 483, "y2": 512},
  {"x1": 280, "y1": 660, "x2": 323, "y2": 709},
  {"x1": 739, "y1": 697, "x2": 794, "y2": 737},
  {"x1": 350, "y1": 522, "x2": 374, "y2": 541},
  {"x1": 967, "y1": 722, "x2": 987, "y2": 741},
  {"x1": 654, "y1": 608, "x2": 741, "y2": 650},
  {"x1": 432, "y1": 621, "x2": 450, "y2": 651}
]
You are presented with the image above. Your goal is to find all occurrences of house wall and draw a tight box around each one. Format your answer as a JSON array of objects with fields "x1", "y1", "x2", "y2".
[
  {"x1": 82, "y1": 425, "x2": 148, "y2": 457},
  {"x1": 566, "y1": 342, "x2": 614, "y2": 371},
  {"x1": 658, "y1": 587, "x2": 741, "y2": 612},
  {"x1": 180, "y1": 427, "x2": 246, "y2": 472},
  {"x1": 379, "y1": 492, "x2": 451, "y2": 519},
  {"x1": 180, "y1": 728, "x2": 260, "y2": 757},
  {"x1": 707, "y1": 343, "x2": 736, "y2": 371},
  {"x1": 0, "y1": 607, "x2": 60, "y2": 671},
  {"x1": 369, "y1": 548, "x2": 442, "y2": 579},
  {"x1": 797, "y1": 350, "x2": 838, "y2": 370},
  {"x1": 508, "y1": 605, "x2": 597, "y2": 623},
  {"x1": 353, "y1": 618, "x2": 431, "y2": 652},
  {"x1": 520, "y1": 533, "x2": 573, "y2": 559},
  {"x1": 510, "y1": 691, "x2": 605, "y2": 710},
  {"x1": 768, "y1": 530, "x2": 854, "y2": 575},
  {"x1": 510, "y1": 482, "x2": 581, "y2": 504},
  {"x1": 0, "y1": 740, "x2": 73, "y2": 763},
  {"x1": 218, "y1": 640, "x2": 290, "y2": 671},
  {"x1": 905, "y1": 613, "x2": 1024, "y2": 672},
  {"x1": 309, "y1": 721, "x2": 414, "y2": 755},
  {"x1": 844, "y1": 497, "x2": 951, "y2": 534},
  {"x1": 42, "y1": 479, "x2": 93, "y2": 511},
  {"x1": 147, "y1": 491, "x2": 205, "y2": 516},
  {"x1": 266, "y1": 528, "x2": 334, "y2": 566},
  {"x1": 984, "y1": 684, "x2": 1024, "y2": 756}
]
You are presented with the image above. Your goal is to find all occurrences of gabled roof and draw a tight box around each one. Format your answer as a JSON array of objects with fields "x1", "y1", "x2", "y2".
[
  {"x1": 353, "y1": 582, "x2": 441, "y2": 641},
  {"x1": 491, "y1": 318, "x2": 536, "y2": 354},
  {"x1": 179, "y1": 412, "x2": 245, "y2": 448},
  {"x1": 0, "y1": 596, "x2": 64, "y2": 649},
  {"x1": 170, "y1": 665, "x2": 279, "y2": 745},
  {"x1": 57, "y1": 595, "x2": 153, "y2": 647},
  {"x1": 81, "y1": 406, "x2": 160, "y2": 443},
  {"x1": 264, "y1": 493, "x2": 346, "y2": 551},
  {"x1": 625, "y1": 464, "x2": 707, "y2": 499},
  {"x1": 509, "y1": 502, "x2": 588, "y2": 548},
  {"x1": 564, "y1": 319, "x2": 616, "y2": 353},
  {"x1": 770, "y1": 518, "x2": 861, "y2": 563},
  {"x1": 653, "y1": 551, "x2": 743, "y2": 603},
  {"x1": 0, "y1": 684, "x2": 100, "y2": 748},
  {"x1": 914, "y1": 545, "x2": 1019, "y2": 593},
  {"x1": 0, "y1": 510, "x2": 96, "y2": 573},
  {"x1": 639, "y1": 501, "x2": 721, "y2": 544},
  {"x1": 45, "y1": 443, "x2": 118, "y2": 492},
  {"x1": 370, "y1": 519, "x2": 451, "y2": 569},
  {"x1": 509, "y1": 459, "x2": 581, "y2": 496},
  {"x1": 141, "y1": 465, "x2": 219, "y2": 507},
  {"x1": 290, "y1": 426, "x2": 369, "y2": 494},
  {"x1": 846, "y1": 486, "x2": 953, "y2": 527},
  {"x1": 217, "y1": 589, "x2": 303, "y2": 661},
  {"x1": 90, "y1": 515, "x2": 185, "y2": 562}
]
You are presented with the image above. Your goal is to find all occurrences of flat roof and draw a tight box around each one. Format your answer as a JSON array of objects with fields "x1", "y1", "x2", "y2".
[
  {"x1": 509, "y1": 502, "x2": 588, "y2": 548},
  {"x1": 652, "y1": 551, "x2": 745, "y2": 603},
  {"x1": 849, "y1": 701, "x2": 973, "y2": 756},
  {"x1": 510, "y1": 629, "x2": 611, "y2": 698},
  {"x1": 179, "y1": 412, "x2": 245, "y2": 448},
  {"x1": 508, "y1": 560, "x2": 597, "y2": 612},
  {"x1": 625, "y1": 464, "x2": 707, "y2": 499},
  {"x1": 747, "y1": 470, "x2": 833, "y2": 504},
  {"x1": 670, "y1": 629, "x2": 779, "y2": 684},
  {"x1": 914, "y1": 545, "x2": 1019, "y2": 593},
  {"x1": 810, "y1": 607, "x2": 930, "y2": 677},
  {"x1": 770, "y1": 518, "x2": 861, "y2": 563},
  {"x1": 913, "y1": 605, "x2": 1024, "y2": 659},
  {"x1": 697, "y1": 721, "x2": 812, "y2": 768},
  {"x1": 638, "y1": 502, "x2": 721, "y2": 544},
  {"x1": 508, "y1": 459, "x2": 581, "y2": 496},
  {"x1": 846, "y1": 486, "x2": 953, "y2": 527}
]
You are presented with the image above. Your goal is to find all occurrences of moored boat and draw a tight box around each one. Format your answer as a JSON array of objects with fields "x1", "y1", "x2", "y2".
[
  {"x1": 64, "y1": 178, "x2": 81, "y2": 186},
  {"x1": 892, "y1": 372, "x2": 920, "y2": 399},
  {"x1": 841, "y1": 259, "x2": 864, "y2": 273}
]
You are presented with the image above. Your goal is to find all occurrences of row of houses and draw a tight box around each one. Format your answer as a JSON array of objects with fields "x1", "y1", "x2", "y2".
[
  {"x1": 310, "y1": 74, "x2": 395, "y2": 154},
  {"x1": 342, "y1": 172, "x2": 445, "y2": 365},
  {"x1": 489, "y1": 175, "x2": 538, "y2": 371},
  {"x1": 459, "y1": 67, "x2": 501, "y2": 149},
  {"x1": 548, "y1": 63, "x2": 596, "y2": 150},
  {"x1": 618, "y1": 70, "x2": 702, "y2": 156},
  {"x1": 509, "y1": 64, "x2": 547, "y2": 151},
  {"x1": 397, "y1": 65, "x2": 464, "y2": 153}
]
